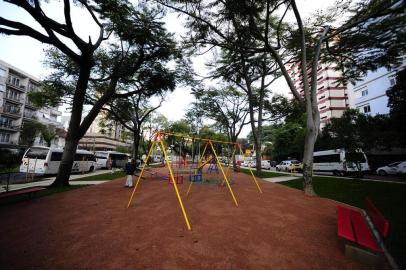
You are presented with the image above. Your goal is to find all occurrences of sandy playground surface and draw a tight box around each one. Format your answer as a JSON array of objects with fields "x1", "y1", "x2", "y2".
[{"x1": 0, "y1": 168, "x2": 371, "y2": 269}]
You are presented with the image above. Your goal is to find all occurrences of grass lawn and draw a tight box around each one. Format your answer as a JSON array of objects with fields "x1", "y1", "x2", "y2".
[
  {"x1": 70, "y1": 171, "x2": 126, "y2": 181},
  {"x1": 279, "y1": 176, "x2": 406, "y2": 270},
  {"x1": 0, "y1": 166, "x2": 19, "y2": 174},
  {"x1": 0, "y1": 185, "x2": 86, "y2": 207},
  {"x1": 239, "y1": 168, "x2": 288, "y2": 178}
]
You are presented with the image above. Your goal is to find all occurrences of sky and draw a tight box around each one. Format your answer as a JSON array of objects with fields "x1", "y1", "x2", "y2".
[{"x1": 0, "y1": 0, "x2": 337, "y2": 137}]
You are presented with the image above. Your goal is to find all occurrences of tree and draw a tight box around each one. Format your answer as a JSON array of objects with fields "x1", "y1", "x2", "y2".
[
  {"x1": 1, "y1": 1, "x2": 182, "y2": 186},
  {"x1": 386, "y1": 68, "x2": 406, "y2": 147},
  {"x1": 190, "y1": 86, "x2": 249, "y2": 144},
  {"x1": 19, "y1": 121, "x2": 43, "y2": 147},
  {"x1": 156, "y1": 0, "x2": 406, "y2": 195},
  {"x1": 165, "y1": 119, "x2": 193, "y2": 158},
  {"x1": 40, "y1": 125, "x2": 56, "y2": 147},
  {"x1": 272, "y1": 122, "x2": 305, "y2": 161},
  {"x1": 116, "y1": 145, "x2": 131, "y2": 154},
  {"x1": 317, "y1": 109, "x2": 396, "y2": 151},
  {"x1": 1, "y1": 0, "x2": 113, "y2": 186},
  {"x1": 102, "y1": 93, "x2": 165, "y2": 159},
  {"x1": 208, "y1": 46, "x2": 281, "y2": 175},
  {"x1": 249, "y1": 98, "x2": 306, "y2": 161}
]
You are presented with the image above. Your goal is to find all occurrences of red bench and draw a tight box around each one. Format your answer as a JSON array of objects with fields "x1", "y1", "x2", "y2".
[
  {"x1": 0, "y1": 187, "x2": 46, "y2": 200},
  {"x1": 337, "y1": 198, "x2": 389, "y2": 253}
]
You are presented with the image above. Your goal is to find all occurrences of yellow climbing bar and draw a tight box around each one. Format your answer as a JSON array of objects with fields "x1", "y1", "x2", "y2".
[
  {"x1": 160, "y1": 139, "x2": 192, "y2": 231},
  {"x1": 127, "y1": 140, "x2": 156, "y2": 208},
  {"x1": 238, "y1": 145, "x2": 262, "y2": 194},
  {"x1": 209, "y1": 140, "x2": 238, "y2": 207}
]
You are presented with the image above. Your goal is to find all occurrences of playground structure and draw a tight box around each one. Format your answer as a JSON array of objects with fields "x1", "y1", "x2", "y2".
[{"x1": 127, "y1": 130, "x2": 262, "y2": 231}]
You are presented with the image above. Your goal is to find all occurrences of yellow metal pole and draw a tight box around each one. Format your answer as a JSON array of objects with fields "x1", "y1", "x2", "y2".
[
  {"x1": 197, "y1": 141, "x2": 209, "y2": 169},
  {"x1": 161, "y1": 131, "x2": 237, "y2": 145},
  {"x1": 127, "y1": 137, "x2": 157, "y2": 208},
  {"x1": 238, "y1": 145, "x2": 263, "y2": 194},
  {"x1": 221, "y1": 146, "x2": 237, "y2": 186},
  {"x1": 209, "y1": 141, "x2": 239, "y2": 207},
  {"x1": 159, "y1": 139, "x2": 192, "y2": 231},
  {"x1": 186, "y1": 180, "x2": 193, "y2": 196}
]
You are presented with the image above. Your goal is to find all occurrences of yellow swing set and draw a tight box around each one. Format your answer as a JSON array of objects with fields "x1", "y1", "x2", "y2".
[{"x1": 126, "y1": 130, "x2": 262, "y2": 231}]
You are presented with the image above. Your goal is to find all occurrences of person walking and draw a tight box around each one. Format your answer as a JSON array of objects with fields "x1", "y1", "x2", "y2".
[{"x1": 125, "y1": 159, "x2": 136, "y2": 188}]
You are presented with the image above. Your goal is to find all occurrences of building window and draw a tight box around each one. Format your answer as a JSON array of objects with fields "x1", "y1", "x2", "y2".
[
  {"x1": 319, "y1": 95, "x2": 325, "y2": 100},
  {"x1": 0, "y1": 117, "x2": 13, "y2": 127},
  {"x1": 361, "y1": 89, "x2": 368, "y2": 96},
  {"x1": 363, "y1": 105, "x2": 371, "y2": 113},
  {"x1": 7, "y1": 75, "x2": 20, "y2": 87},
  {"x1": 0, "y1": 132, "x2": 11, "y2": 143},
  {"x1": 5, "y1": 89, "x2": 20, "y2": 101},
  {"x1": 389, "y1": 77, "x2": 396, "y2": 86},
  {"x1": 4, "y1": 102, "x2": 20, "y2": 114}
]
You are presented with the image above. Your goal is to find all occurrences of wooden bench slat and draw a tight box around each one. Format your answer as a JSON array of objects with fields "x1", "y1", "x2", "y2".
[
  {"x1": 351, "y1": 210, "x2": 381, "y2": 252},
  {"x1": 0, "y1": 187, "x2": 46, "y2": 199},
  {"x1": 365, "y1": 197, "x2": 390, "y2": 238},
  {"x1": 337, "y1": 206, "x2": 356, "y2": 242}
]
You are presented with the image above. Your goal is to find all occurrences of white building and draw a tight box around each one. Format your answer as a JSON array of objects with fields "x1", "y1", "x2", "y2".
[
  {"x1": 78, "y1": 113, "x2": 132, "y2": 151},
  {"x1": 347, "y1": 59, "x2": 406, "y2": 116},
  {"x1": 0, "y1": 59, "x2": 64, "y2": 147}
]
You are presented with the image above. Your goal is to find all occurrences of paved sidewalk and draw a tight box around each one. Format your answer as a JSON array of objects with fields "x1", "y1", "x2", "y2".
[
  {"x1": 1, "y1": 170, "x2": 114, "y2": 193},
  {"x1": 263, "y1": 176, "x2": 300, "y2": 183}
]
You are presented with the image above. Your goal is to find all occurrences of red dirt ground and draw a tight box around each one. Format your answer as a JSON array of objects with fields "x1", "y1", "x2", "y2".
[{"x1": 0, "y1": 169, "x2": 371, "y2": 270}]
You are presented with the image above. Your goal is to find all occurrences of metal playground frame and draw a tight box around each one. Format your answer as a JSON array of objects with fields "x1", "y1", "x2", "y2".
[{"x1": 126, "y1": 130, "x2": 262, "y2": 231}]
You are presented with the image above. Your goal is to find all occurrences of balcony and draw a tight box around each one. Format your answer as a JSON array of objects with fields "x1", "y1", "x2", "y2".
[
  {"x1": 23, "y1": 111, "x2": 37, "y2": 120},
  {"x1": 4, "y1": 95, "x2": 23, "y2": 105},
  {"x1": 6, "y1": 82, "x2": 26, "y2": 92},
  {"x1": 0, "y1": 107, "x2": 21, "y2": 118},
  {"x1": 0, "y1": 123, "x2": 19, "y2": 132}
]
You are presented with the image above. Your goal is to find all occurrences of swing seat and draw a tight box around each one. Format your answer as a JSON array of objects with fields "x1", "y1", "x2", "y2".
[
  {"x1": 189, "y1": 174, "x2": 202, "y2": 182},
  {"x1": 168, "y1": 175, "x2": 183, "y2": 184}
]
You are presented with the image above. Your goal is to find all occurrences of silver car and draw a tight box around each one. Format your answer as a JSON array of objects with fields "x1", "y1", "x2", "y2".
[{"x1": 376, "y1": 161, "x2": 406, "y2": 176}]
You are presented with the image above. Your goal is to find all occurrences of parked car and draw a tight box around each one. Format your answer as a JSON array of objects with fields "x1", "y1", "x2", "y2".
[
  {"x1": 376, "y1": 161, "x2": 406, "y2": 176},
  {"x1": 261, "y1": 160, "x2": 271, "y2": 170},
  {"x1": 276, "y1": 160, "x2": 302, "y2": 172}
]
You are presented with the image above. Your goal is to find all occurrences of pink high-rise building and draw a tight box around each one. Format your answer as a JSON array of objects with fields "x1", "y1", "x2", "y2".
[{"x1": 288, "y1": 63, "x2": 349, "y2": 128}]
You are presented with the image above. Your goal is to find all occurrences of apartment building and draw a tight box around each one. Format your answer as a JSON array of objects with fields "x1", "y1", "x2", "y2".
[
  {"x1": 288, "y1": 62, "x2": 349, "y2": 128},
  {"x1": 0, "y1": 59, "x2": 63, "y2": 147},
  {"x1": 347, "y1": 59, "x2": 406, "y2": 116},
  {"x1": 78, "y1": 114, "x2": 131, "y2": 151}
]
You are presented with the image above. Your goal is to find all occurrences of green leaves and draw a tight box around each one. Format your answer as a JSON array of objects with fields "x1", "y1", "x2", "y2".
[{"x1": 19, "y1": 121, "x2": 43, "y2": 147}]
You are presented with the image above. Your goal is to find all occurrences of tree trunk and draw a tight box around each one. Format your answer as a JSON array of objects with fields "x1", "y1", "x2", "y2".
[
  {"x1": 230, "y1": 135, "x2": 237, "y2": 170},
  {"x1": 51, "y1": 138, "x2": 79, "y2": 187},
  {"x1": 256, "y1": 90, "x2": 265, "y2": 174},
  {"x1": 51, "y1": 63, "x2": 92, "y2": 187},
  {"x1": 302, "y1": 120, "x2": 317, "y2": 196},
  {"x1": 133, "y1": 130, "x2": 141, "y2": 159}
]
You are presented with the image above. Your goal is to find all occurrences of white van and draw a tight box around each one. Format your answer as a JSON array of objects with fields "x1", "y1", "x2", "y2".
[
  {"x1": 20, "y1": 147, "x2": 96, "y2": 175},
  {"x1": 94, "y1": 151, "x2": 128, "y2": 169},
  {"x1": 313, "y1": 149, "x2": 370, "y2": 176}
]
